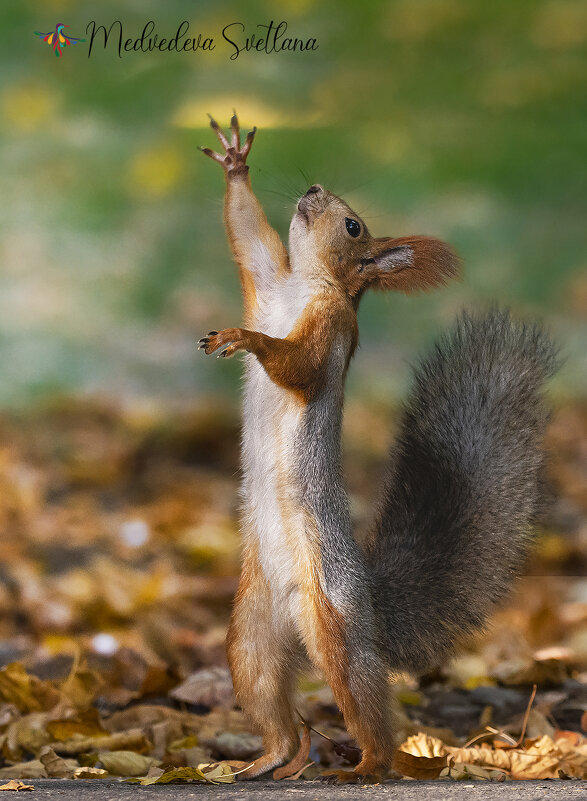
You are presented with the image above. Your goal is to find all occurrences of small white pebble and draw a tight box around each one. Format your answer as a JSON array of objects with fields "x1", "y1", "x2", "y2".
[
  {"x1": 92, "y1": 633, "x2": 119, "y2": 656},
  {"x1": 120, "y1": 519, "x2": 149, "y2": 548}
]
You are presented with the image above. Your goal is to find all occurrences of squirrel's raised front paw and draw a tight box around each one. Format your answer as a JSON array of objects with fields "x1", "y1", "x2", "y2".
[
  {"x1": 199, "y1": 112, "x2": 256, "y2": 176},
  {"x1": 198, "y1": 328, "x2": 247, "y2": 358}
]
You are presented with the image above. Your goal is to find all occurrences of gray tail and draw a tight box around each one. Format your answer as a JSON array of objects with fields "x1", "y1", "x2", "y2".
[{"x1": 368, "y1": 308, "x2": 558, "y2": 673}]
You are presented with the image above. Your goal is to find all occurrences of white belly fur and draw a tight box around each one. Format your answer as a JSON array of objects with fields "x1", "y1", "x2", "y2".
[{"x1": 240, "y1": 271, "x2": 313, "y2": 617}]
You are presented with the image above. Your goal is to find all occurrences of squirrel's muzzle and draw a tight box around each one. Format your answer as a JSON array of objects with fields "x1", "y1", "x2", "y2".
[{"x1": 297, "y1": 184, "x2": 326, "y2": 224}]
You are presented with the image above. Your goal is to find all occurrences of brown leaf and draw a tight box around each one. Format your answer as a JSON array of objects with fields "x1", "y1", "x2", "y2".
[
  {"x1": 273, "y1": 722, "x2": 311, "y2": 780},
  {"x1": 97, "y1": 751, "x2": 159, "y2": 777},
  {"x1": 0, "y1": 780, "x2": 34, "y2": 791},
  {"x1": 139, "y1": 665, "x2": 180, "y2": 698},
  {"x1": 3, "y1": 713, "x2": 52, "y2": 762},
  {"x1": 47, "y1": 708, "x2": 108, "y2": 741},
  {"x1": 393, "y1": 749, "x2": 448, "y2": 779},
  {"x1": 39, "y1": 746, "x2": 74, "y2": 778},
  {"x1": 202, "y1": 731, "x2": 262, "y2": 760},
  {"x1": 0, "y1": 758, "x2": 75, "y2": 779},
  {"x1": 50, "y1": 727, "x2": 151, "y2": 756},
  {"x1": 169, "y1": 667, "x2": 234, "y2": 708},
  {"x1": 60, "y1": 667, "x2": 103, "y2": 710},
  {"x1": 0, "y1": 664, "x2": 60, "y2": 714}
]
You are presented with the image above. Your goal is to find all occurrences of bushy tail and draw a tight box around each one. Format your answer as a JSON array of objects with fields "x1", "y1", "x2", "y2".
[{"x1": 368, "y1": 308, "x2": 558, "y2": 673}]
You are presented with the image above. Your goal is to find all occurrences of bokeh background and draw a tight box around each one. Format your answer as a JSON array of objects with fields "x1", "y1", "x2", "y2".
[
  {"x1": 0, "y1": 0, "x2": 585, "y2": 777},
  {"x1": 2, "y1": 0, "x2": 586, "y2": 405}
]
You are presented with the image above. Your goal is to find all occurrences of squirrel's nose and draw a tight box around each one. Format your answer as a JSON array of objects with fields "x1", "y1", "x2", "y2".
[{"x1": 305, "y1": 184, "x2": 323, "y2": 195}]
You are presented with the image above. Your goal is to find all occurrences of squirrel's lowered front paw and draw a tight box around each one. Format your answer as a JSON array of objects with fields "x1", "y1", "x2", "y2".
[{"x1": 198, "y1": 328, "x2": 248, "y2": 358}]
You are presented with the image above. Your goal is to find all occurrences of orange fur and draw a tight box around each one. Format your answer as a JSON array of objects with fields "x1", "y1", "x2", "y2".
[
  {"x1": 224, "y1": 173, "x2": 289, "y2": 325},
  {"x1": 226, "y1": 541, "x2": 301, "y2": 777},
  {"x1": 296, "y1": 553, "x2": 397, "y2": 781},
  {"x1": 203, "y1": 293, "x2": 358, "y2": 402},
  {"x1": 200, "y1": 115, "x2": 459, "y2": 782}
]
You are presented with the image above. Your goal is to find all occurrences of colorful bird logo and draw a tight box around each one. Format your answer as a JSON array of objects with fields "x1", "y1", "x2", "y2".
[{"x1": 34, "y1": 23, "x2": 86, "y2": 57}]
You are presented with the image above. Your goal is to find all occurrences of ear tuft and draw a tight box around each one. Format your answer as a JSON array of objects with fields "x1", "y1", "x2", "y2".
[{"x1": 370, "y1": 236, "x2": 460, "y2": 293}]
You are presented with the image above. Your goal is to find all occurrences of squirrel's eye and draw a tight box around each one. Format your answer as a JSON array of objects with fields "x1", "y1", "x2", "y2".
[{"x1": 345, "y1": 218, "x2": 361, "y2": 238}]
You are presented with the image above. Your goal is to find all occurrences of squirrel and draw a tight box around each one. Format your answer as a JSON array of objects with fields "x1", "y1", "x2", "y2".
[{"x1": 198, "y1": 113, "x2": 558, "y2": 782}]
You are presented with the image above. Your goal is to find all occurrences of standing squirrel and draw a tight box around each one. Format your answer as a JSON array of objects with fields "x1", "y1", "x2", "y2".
[{"x1": 198, "y1": 113, "x2": 557, "y2": 782}]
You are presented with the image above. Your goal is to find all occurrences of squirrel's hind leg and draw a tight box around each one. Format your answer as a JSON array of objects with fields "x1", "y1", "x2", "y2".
[
  {"x1": 300, "y1": 583, "x2": 398, "y2": 782},
  {"x1": 226, "y1": 549, "x2": 302, "y2": 779}
]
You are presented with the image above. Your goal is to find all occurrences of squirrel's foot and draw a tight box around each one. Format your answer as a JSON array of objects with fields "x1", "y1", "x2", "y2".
[
  {"x1": 318, "y1": 769, "x2": 385, "y2": 786},
  {"x1": 319, "y1": 757, "x2": 392, "y2": 785},
  {"x1": 198, "y1": 328, "x2": 247, "y2": 358},
  {"x1": 200, "y1": 111, "x2": 256, "y2": 176},
  {"x1": 228, "y1": 753, "x2": 290, "y2": 780}
]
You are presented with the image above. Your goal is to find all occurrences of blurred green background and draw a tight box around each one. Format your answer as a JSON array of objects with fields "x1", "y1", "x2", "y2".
[{"x1": 1, "y1": 0, "x2": 586, "y2": 408}]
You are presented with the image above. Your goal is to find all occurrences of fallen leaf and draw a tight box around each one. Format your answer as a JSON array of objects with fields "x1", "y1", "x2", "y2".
[
  {"x1": 202, "y1": 730, "x2": 262, "y2": 761},
  {"x1": 51, "y1": 727, "x2": 151, "y2": 755},
  {"x1": 47, "y1": 710, "x2": 108, "y2": 741},
  {"x1": 393, "y1": 750, "x2": 447, "y2": 779},
  {"x1": 130, "y1": 765, "x2": 228, "y2": 785},
  {"x1": 441, "y1": 760, "x2": 508, "y2": 781},
  {"x1": 3, "y1": 713, "x2": 51, "y2": 761},
  {"x1": 73, "y1": 767, "x2": 109, "y2": 779},
  {"x1": 139, "y1": 665, "x2": 180, "y2": 697},
  {"x1": 168, "y1": 735, "x2": 199, "y2": 751},
  {"x1": 0, "y1": 758, "x2": 75, "y2": 779},
  {"x1": 97, "y1": 750, "x2": 159, "y2": 777},
  {"x1": 0, "y1": 665, "x2": 60, "y2": 714},
  {"x1": 400, "y1": 733, "x2": 446, "y2": 757},
  {"x1": 199, "y1": 762, "x2": 236, "y2": 783},
  {"x1": 400, "y1": 732, "x2": 587, "y2": 781},
  {"x1": 60, "y1": 667, "x2": 103, "y2": 710},
  {"x1": 39, "y1": 746, "x2": 74, "y2": 778},
  {"x1": 273, "y1": 722, "x2": 311, "y2": 780},
  {"x1": 169, "y1": 667, "x2": 234, "y2": 708},
  {"x1": 0, "y1": 780, "x2": 34, "y2": 791}
]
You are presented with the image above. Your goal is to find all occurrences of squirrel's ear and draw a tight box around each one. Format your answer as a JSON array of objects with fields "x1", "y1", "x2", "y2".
[{"x1": 369, "y1": 236, "x2": 460, "y2": 293}]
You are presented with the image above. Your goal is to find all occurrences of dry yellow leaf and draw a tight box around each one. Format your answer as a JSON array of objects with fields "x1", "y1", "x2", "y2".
[
  {"x1": 441, "y1": 761, "x2": 507, "y2": 781},
  {"x1": 50, "y1": 726, "x2": 151, "y2": 756},
  {"x1": 399, "y1": 731, "x2": 587, "y2": 781},
  {"x1": 0, "y1": 780, "x2": 34, "y2": 791},
  {"x1": 400, "y1": 733, "x2": 446, "y2": 758},
  {"x1": 0, "y1": 665, "x2": 59, "y2": 714},
  {"x1": 73, "y1": 767, "x2": 109, "y2": 779},
  {"x1": 131, "y1": 765, "x2": 234, "y2": 785},
  {"x1": 60, "y1": 668, "x2": 103, "y2": 710}
]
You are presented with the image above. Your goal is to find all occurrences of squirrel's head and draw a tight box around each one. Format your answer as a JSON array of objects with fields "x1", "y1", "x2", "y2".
[{"x1": 289, "y1": 185, "x2": 460, "y2": 299}]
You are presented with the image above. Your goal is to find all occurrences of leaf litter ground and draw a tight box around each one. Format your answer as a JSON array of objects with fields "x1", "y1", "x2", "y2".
[{"x1": 0, "y1": 397, "x2": 584, "y2": 785}]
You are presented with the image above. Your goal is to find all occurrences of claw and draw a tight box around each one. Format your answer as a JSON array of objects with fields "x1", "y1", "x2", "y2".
[
  {"x1": 242, "y1": 127, "x2": 256, "y2": 158},
  {"x1": 208, "y1": 330, "x2": 218, "y2": 336},
  {"x1": 208, "y1": 113, "x2": 230, "y2": 149},
  {"x1": 199, "y1": 146, "x2": 225, "y2": 164},
  {"x1": 230, "y1": 111, "x2": 240, "y2": 150}
]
